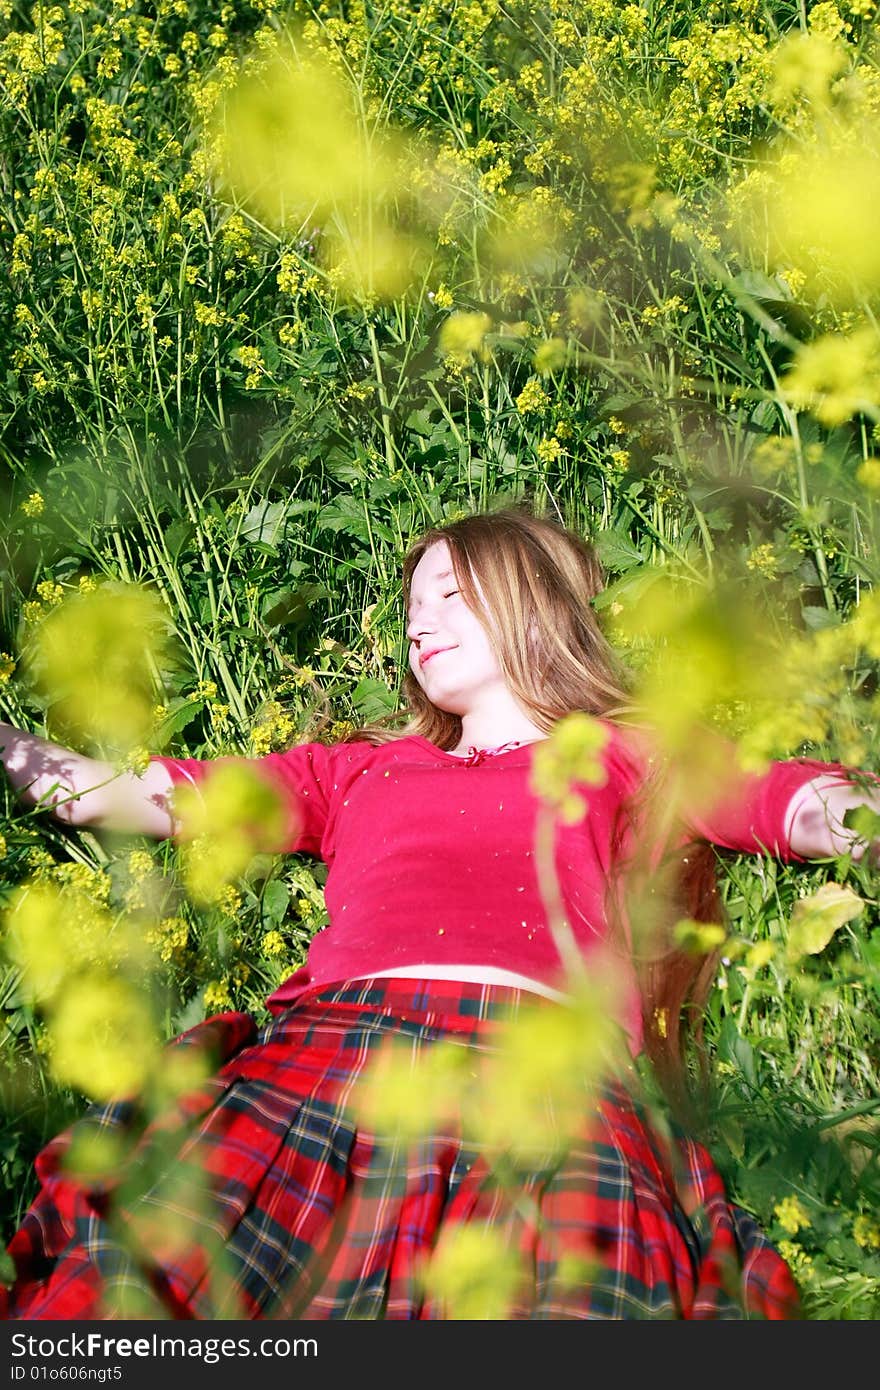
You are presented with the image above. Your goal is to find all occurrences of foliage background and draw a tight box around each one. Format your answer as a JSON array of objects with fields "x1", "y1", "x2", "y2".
[{"x1": 1, "y1": 0, "x2": 880, "y2": 1316}]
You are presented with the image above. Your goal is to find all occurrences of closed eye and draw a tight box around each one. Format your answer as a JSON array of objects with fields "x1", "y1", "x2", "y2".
[{"x1": 443, "y1": 589, "x2": 459, "y2": 599}]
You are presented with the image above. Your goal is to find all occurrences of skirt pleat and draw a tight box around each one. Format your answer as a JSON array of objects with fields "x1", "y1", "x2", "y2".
[{"x1": 1, "y1": 978, "x2": 800, "y2": 1321}]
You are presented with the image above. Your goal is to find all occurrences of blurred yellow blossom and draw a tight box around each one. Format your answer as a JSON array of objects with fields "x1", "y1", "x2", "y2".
[
  {"x1": 531, "y1": 713, "x2": 608, "y2": 824},
  {"x1": 173, "y1": 762, "x2": 288, "y2": 906},
  {"x1": 673, "y1": 920, "x2": 727, "y2": 955},
  {"x1": 856, "y1": 457, "x2": 880, "y2": 492},
  {"x1": 746, "y1": 939, "x2": 776, "y2": 970},
  {"x1": 853, "y1": 1214, "x2": 880, "y2": 1250},
  {"x1": 782, "y1": 328, "x2": 880, "y2": 425},
  {"x1": 422, "y1": 1226, "x2": 523, "y2": 1320},
  {"x1": 22, "y1": 583, "x2": 172, "y2": 755},
  {"x1": 733, "y1": 114, "x2": 880, "y2": 304},
  {"x1": 439, "y1": 311, "x2": 492, "y2": 365},
  {"x1": 0, "y1": 653, "x2": 15, "y2": 683},
  {"x1": 768, "y1": 31, "x2": 847, "y2": 111},
  {"x1": 50, "y1": 976, "x2": 158, "y2": 1101},
  {"x1": 209, "y1": 37, "x2": 441, "y2": 302},
  {"x1": 533, "y1": 337, "x2": 566, "y2": 374},
  {"x1": 5, "y1": 880, "x2": 141, "y2": 1005}
]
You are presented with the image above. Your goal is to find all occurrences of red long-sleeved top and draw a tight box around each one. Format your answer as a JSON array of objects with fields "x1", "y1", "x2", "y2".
[{"x1": 154, "y1": 724, "x2": 846, "y2": 1049}]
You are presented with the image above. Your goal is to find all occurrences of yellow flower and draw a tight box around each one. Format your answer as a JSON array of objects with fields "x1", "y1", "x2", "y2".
[
  {"x1": 217, "y1": 885, "x2": 242, "y2": 917},
  {"x1": 856, "y1": 457, "x2": 880, "y2": 492},
  {"x1": 251, "y1": 700, "x2": 297, "y2": 754},
  {"x1": 261, "y1": 929, "x2": 286, "y2": 958},
  {"x1": 853, "y1": 1214, "x2": 880, "y2": 1250},
  {"x1": 0, "y1": 653, "x2": 15, "y2": 683},
  {"x1": 145, "y1": 916, "x2": 189, "y2": 964},
  {"x1": 36, "y1": 580, "x2": 64, "y2": 606},
  {"x1": 746, "y1": 543, "x2": 779, "y2": 578},
  {"x1": 536, "y1": 436, "x2": 563, "y2": 464},
  {"x1": 515, "y1": 377, "x2": 550, "y2": 415},
  {"x1": 439, "y1": 311, "x2": 493, "y2": 365},
  {"x1": 782, "y1": 327, "x2": 880, "y2": 425},
  {"x1": 533, "y1": 337, "x2": 567, "y2": 374},
  {"x1": 194, "y1": 302, "x2": 225, "y2": 328},
  {"x1": 127, "y1": 850, "x2": 154, "y2": 884},
  {"x1": 49, "y1": 976, "x2": 158, "y2": 1101},
  {"x1": 203, "y1": 980, "x2": 234, "y2": 1013},
  {"x1": 531, "y1": 713, "x2": 608, "y2": 823},
  {"x1": 777, "y1": 1240, "x2": 815, "y2": 1282},
  {"x1": 21, "y1": 491, "x2": 44, "y2": 517},
  {"x1": 773, "y1": 1195, "x2": 811, "y2": 1236},
  {"x1": 431, "y1": 284, "x2": 454, "y2": 311}
]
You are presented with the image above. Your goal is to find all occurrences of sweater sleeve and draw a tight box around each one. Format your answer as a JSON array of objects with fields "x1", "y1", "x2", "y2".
[
  {"x1": 682, "y1": 756, "x2": 858, "y2": 860},
  {"x1": 607, "y1": 723, "x2": 867, "y2": 862},
  {"x1": 152, "y1": 742, "x2": 336, "y2": 856}
]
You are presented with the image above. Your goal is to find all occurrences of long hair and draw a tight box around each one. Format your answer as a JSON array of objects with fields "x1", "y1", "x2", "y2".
[{"x1": 348, "y1": 502, "x2": 724, "y2": 1092}]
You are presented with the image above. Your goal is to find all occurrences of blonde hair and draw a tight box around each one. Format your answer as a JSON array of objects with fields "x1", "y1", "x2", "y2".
[{"x1": 352, "y1": 502, "x2": 635, "y2": 748}]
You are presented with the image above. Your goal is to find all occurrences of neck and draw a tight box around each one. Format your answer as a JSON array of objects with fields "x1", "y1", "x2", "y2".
[{"x1": 451, "y1": 708, "x2": 548, "y2": 756}]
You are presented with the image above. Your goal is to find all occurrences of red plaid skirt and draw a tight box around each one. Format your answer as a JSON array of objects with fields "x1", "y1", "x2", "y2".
[{"x1": 1, "y1": 978, "x2": 799, "y2": 1320}]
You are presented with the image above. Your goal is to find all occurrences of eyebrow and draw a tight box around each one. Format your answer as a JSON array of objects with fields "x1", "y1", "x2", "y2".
[{"x1": 406, "y1": 569, "x2": 455, "y2": 614}]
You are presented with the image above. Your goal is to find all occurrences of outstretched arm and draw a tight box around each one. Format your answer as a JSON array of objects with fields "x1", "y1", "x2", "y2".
[
  {"x1": 784, "y1": 773, "x2": 880, "y2": 862},
  {"x1": 0, "y1": 721, "x2": 177, "y2": 837}
]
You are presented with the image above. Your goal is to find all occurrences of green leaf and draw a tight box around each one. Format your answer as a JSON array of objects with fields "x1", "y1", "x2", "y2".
[
  {"x1": 350, "y1": 678, "x2": 397, "y2": 721},
  {"x1": 261, "y1": 879, "x2": 289, "y2": 926},
  {"x1": 593, "y1": 531, "x2": 646, "y2": 573},
  {"x1": 152, "y1": 696, "x2": 206, "y2": 747},
  {"x1": 240, "y1": 500, "x2": 290, "y2": 548},
  {"x1": 786, "y1": 883, "x2": 864, "y2": 962},
  {"x1": 262, "y1": 584, "x2": 330, "y2": 629},
  {"x1": 843, "y1": 804, "x2": 880, "y2": 842}
]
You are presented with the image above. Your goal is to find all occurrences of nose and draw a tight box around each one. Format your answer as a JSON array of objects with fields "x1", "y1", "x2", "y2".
[{"x1": 406, "y1": 601, "x2": 438, "y2": 644}]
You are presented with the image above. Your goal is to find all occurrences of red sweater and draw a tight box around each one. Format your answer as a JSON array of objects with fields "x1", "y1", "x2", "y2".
[{"x1": 154, "y1": 725, "x2": 845, "y2": 1048}]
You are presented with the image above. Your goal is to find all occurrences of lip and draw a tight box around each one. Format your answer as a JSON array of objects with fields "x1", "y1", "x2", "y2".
[{"x1": 419, "y1": 645, "x2": 455, "y2": 668}]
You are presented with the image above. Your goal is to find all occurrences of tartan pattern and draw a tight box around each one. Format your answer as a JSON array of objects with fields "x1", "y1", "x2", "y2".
[{"x1": 2, "y1": 979, "x2": 799, "y2": 1320}]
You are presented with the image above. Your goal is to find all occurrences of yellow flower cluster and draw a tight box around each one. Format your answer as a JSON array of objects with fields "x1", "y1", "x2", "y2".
[
  {"x1": 261, "y1": 929, "x2": 287, "y2": 959},
  {"x1": 21, "y1": 491, "x2": 45, "y2": 517},
  {"x1": 145, "y1": 915, "x2": 190, "y2": 965},
  {"x1": 515, "y1": 377, "x2": 550, "y2": 415},
  {"x1": 773, "y1": 1194, "x2": 812, "y2": 1236},
  {"x1": 251, "y1": 700, "x2": 297, "y2": 755}
]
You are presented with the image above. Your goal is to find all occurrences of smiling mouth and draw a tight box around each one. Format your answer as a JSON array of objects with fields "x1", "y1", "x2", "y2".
[{"x1": 419, "y1": 646, "x2": 454, "y2": 667}]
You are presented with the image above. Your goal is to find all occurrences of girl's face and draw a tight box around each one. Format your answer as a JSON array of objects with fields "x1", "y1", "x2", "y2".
[{"x1": 406, "y1": 541, "x2": 507, "y2": 715}]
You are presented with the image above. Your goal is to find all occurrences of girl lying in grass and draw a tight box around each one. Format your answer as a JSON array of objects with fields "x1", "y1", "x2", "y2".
[{"x1": 1, "y1": 505, "x2": 877, "y2": 1319}]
